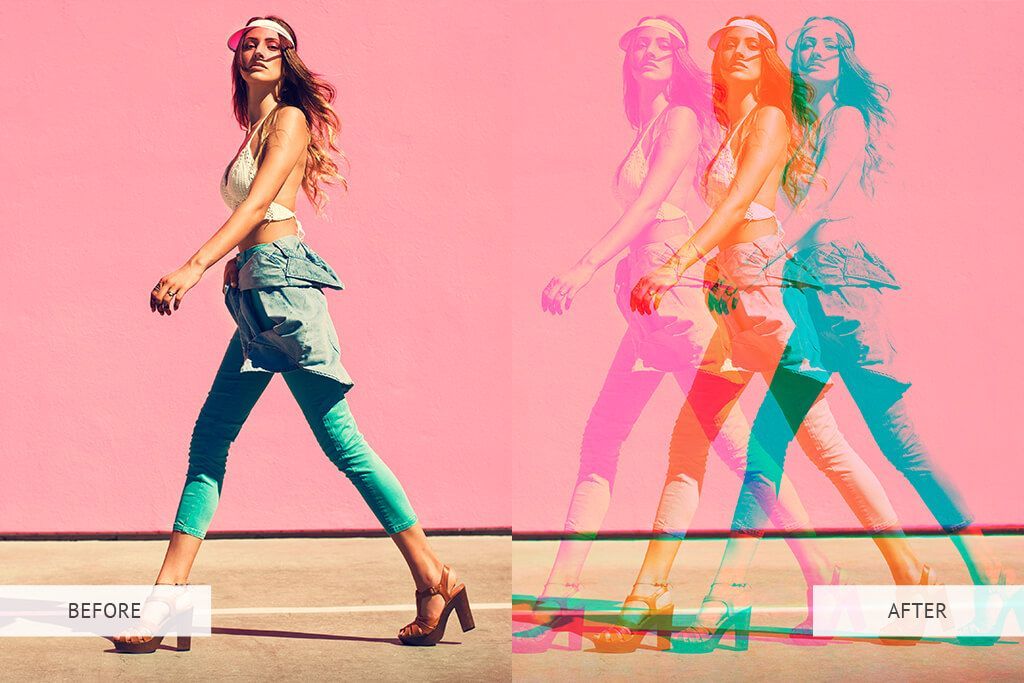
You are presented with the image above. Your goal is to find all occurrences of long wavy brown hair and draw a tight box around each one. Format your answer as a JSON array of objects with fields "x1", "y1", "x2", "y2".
[
  {"x1": 703, "y1": 15, "x2": 817, "y2": 204},
  {"x1": 229, "y1": 15, "x2": 348, "y2": 216},
  {"x1": 790, "y1": 16, "x2": 892, "y2": 198}
]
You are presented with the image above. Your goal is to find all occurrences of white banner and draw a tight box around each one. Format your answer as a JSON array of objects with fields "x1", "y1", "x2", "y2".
[
  {"x1": 0, "y1": 585, "x2": 212, "y2": 637},
  {"x1": 812, "y1": 584, "x2": 1024, "y2": 639}
]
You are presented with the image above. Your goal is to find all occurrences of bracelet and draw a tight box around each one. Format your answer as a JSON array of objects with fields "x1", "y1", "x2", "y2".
[
  {"x1": 669, "y1": 243, "x2": 706, "y2": 280},
  {"x1": 665, "y1": 256, "x2": 683, "y2": 281}
]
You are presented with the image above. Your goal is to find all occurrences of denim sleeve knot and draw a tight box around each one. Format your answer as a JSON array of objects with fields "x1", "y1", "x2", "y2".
[
  {"x1": 224, "y1": 235, "x2": 354, "y2": 392},
  {"x1": 786, "y1": 241, "x2": 900, "y2": 290}
]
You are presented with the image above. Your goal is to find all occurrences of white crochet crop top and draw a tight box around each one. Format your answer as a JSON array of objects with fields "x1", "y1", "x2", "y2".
[{"x1": 221, "y1": 107, "x2": 305, "y2": 241}]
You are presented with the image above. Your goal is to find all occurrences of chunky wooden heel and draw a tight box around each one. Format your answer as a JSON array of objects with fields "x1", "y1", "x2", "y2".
[
  {"x1": 956, "y1": 568, "x2": 1021, "y2": 647},
  {"x1": 730, "y1": 608, "x2": 751, "y2": 651},
  {"x1": 175, "y1": 635, "x2": 192, "y2": 651},
  {"x1": 454, "y1": 588, "x2": 476, "y2": 632},
  {"x1": 671, "y1": 582, "x2": 753, "y2": 654}
]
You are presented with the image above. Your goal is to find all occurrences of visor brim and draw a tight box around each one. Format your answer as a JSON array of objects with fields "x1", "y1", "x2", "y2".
[{"x1": 227, "y1": 27, "x2": 252, "y2": 52}]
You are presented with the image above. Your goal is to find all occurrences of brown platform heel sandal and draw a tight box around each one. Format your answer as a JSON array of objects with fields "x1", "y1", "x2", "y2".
[
  {"x1": 399, "y1": 565, "x2": 475, "y2": 646},
  {"x1": 585, "y1": 581, "x2": 676, "y2": 654},
  {"x1": 111, "y1": 582, "x2": 194, "y2": 654}
]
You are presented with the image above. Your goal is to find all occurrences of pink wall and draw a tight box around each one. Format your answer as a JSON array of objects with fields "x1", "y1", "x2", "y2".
[
  {"x1": 2, "y1": 1, "x2": 1022, "y2": 536},
  {"x1": 1, "y1": 1, "x2": 512, "y2": 534}
]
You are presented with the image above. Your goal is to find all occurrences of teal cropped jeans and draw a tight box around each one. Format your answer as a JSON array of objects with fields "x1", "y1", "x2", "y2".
[{"x1": 171, "y1": 246, "x2": 419, "y2": 539}]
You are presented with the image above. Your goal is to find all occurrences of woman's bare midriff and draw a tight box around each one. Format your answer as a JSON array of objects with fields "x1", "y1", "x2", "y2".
[
  {"x1": 719, "y1": 216, "x2": 779, "y2": 250},
  {"x1": 237, "y1": 215, "x2": 300, "y2": 252}
]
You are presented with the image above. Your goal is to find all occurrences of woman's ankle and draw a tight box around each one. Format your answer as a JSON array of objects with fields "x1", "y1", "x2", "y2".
[
  {"x1": 414, "y1": 559, "x2": 445, "y2": 591},
  {"x1": 541, "y1": 575, "x2": 582, "y2": 596},
  {"x1": 155, "y1": 572, "x2": 190, "y2": 585}
]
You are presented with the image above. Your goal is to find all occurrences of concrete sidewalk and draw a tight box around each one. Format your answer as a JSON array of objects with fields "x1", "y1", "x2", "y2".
[
  {"x1": 0, "y1": 535, "x2": 510, "y2": 681},
  {"x1": 513, "y1": 535, "x2": 1024, "y2": 681}
]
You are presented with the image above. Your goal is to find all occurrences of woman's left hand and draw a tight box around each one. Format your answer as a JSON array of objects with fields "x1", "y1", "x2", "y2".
[
  {"x1": 630, "y1": 263, "x2": 679, "y2": 315},
  {"x1": 150, "y1": 262, "x2": 205, "y2": 316}
]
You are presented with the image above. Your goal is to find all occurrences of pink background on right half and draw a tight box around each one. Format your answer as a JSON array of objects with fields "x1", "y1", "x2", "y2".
[{"x1": 505, "y1": 1, "x2": 1024, "y2": 533}]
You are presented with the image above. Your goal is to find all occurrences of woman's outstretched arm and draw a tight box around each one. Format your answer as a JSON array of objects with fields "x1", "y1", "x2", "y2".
[
  {"x1": 630, "y1": 106, "x2": 788, "y2": 315},
  {"x1": 150, "y1": 107, "x2": 309, "y2": 314},
  {"x1": 541, "y1": 106, "x2": 699, "y2": 314}
]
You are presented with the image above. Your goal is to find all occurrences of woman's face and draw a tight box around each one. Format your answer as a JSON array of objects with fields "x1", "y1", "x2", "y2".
[
  {"x1": 796, "y1": 22, "x2": 843, "y2": 84},
  {"x1": 236, "y1": 27, "x2": 285, "y2": 85},
  {"x1": 628, "y1": 27, "x2": 675, "y2": 84},
  {"x1": 716, "y1": 27, "x2": 764, "y2": 84}
]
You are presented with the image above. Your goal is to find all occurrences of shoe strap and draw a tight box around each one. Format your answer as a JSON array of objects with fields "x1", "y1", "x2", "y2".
[
  {"x1": 995, "y1": 567, "x2": 1008, "y2": 586},
  {"x1": 703, "y1": 581, "x2": 750, "y2": 616},
  {"x1": 543, "y1": 580, "x2": 582, "y2": 591},
  {"x1": 540, "y1": 581, "x2": 582, "y2": 599},
  {"x1": 625, "y1": 581, "x2": 671, "y2": 608},
  {"x1": 133, "y1": 587, "x2": 192, "y2": 634},
  {"x1": 145, "y1": 583, "x2": 193, "y2": 613},
  {"x1": 920, "y1": 565, "x2": 940, "y2": 585},
  {"x1": 415, "y1": 565, "x2": 463, "y2": 601},
  {"x1": 407, "y1": 567, "x2": 461, "y2": 635}
]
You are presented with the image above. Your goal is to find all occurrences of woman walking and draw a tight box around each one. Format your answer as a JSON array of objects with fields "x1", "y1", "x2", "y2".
[
  {"x1": 112, "y1": 16, "x2": 473, "y2": 652},
  {"x1": 621, "y1": 16, "x2": 934, "y2": 653},
  {"x1": 783, "y1": 11, "x2": 1009, "y2": 595},
  {"x1": 526, "y1": 17, "x2": 829, "y2": 647}
]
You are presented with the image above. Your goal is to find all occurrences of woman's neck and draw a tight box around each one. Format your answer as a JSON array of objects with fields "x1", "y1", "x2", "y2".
[
  {"x1": 636, "y1": 83, "x2": 670, "y2": 130},
  {"x1": 811, "y1": 79, "x2": 838, "y2": 118},
  {"x1": 725, "y1": 88, "x2": 758, "y2": 129},
  {"x1": 246, "y1": 89, "x2": 281, "y2": 127}
]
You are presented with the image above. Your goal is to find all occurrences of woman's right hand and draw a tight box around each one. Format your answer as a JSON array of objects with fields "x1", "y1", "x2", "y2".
[
  {"x1": 223, "y1": 255, "x2": 239, "y2": 292},
  {"x1": 541, "y1": 263, "x2": 596, "y2": 315},
  {"x1": 629, "y1": 262, "x2": 680, "y2": 315}
]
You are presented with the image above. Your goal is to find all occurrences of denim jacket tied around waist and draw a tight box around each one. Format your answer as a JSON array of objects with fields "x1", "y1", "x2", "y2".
[{"x1": 224, "y1": 235, "x2": 354, "y2": 391}]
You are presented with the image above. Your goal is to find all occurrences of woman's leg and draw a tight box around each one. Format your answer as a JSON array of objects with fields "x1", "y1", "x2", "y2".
[
  {"x1": 693, "y1": 366, "x2": 828, "y2": 581},
  {"x1": 114, "y1": 332, "x2": 274, "y2": 646},
  {"x1": 584, "y1": 363, "x2": 751, "y2": 644},
  {"x1": 624, "y1": 365, "x2": 751, "y2": 598},
  {"x1": 663, "y1": 364, "x2": 830, "y2": 642},
  {"x1": 810, "y1": 282, "x2": 998, "y2": 583},
  {"x1": 701, "y1": 383, "x2": 836, "y2": 589},
  {"x1": 280, "y1": 368, "x2": 462, "y2": 625},
  {"x1": 281, "y1": 368, "x2": 419, "y2": 535},
  {"x1": 544, "y1": 334, "x2": 665, "y2": 590},
  {"x1": 160, "y1": 330, "x2": 275, "y2": 583},
  {"x1": 844, "y1": 368, "x2": 1000, "y2": 583},
  {"x1": 703, "y1": 369, "x2": 933, "y2": 625},
  {"x1": 793, "y1": 396, "x2": 928, "y2": 584}
]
